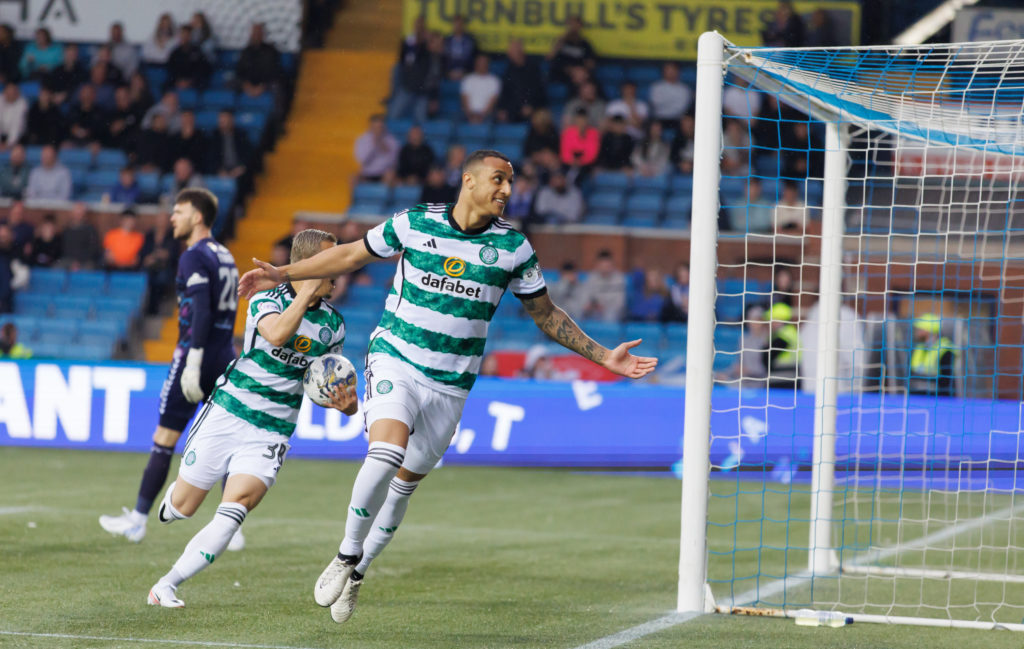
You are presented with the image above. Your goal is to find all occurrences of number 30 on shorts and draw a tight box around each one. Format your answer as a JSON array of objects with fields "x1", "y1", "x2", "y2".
[{"x1": 262, "y1": 443, "x2": 288, "y2": 471}]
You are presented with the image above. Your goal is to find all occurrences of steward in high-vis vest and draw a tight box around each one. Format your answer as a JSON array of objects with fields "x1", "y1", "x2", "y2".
[
  {"x1": 909, "y1": 313, "x2": 956, "y2": 397},
  {"x1": 764, "y1": 302, "x2": 799, "y2": 388},
  {"x1": 0, "y1": 322, "x2": 31, "y2": 358}
]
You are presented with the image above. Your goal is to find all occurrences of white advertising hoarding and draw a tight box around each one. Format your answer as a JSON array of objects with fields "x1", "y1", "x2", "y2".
[{"x1": 953, "y1": 7, "x2": 1024, "y2": 42}]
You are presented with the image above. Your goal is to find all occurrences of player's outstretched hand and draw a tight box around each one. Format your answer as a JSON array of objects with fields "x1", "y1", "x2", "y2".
[
  {"x1": 238, "y1": 258, "x2": 284, "y2": 299},
  {"x1": 603, "y1": 339, "x2": 658, "y2": 379},
  {"x1": 326, "y1": 384, "x2": 358, "y2": 416}
]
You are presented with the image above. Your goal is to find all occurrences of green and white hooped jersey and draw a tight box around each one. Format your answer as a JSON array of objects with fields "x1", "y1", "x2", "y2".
[
  {"x1": 211, "y1": 283, "x2": 345, "y2": 437},
  {"x1": 363, "y1": 203, "x2": 546, "y2": 396}
]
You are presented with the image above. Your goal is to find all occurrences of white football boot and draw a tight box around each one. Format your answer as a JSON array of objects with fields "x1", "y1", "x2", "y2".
[
  {"x1": 313, "y1": 554, "x2": 360, "y2": 607},
  {"x1": 147, "y1": 582, "x2": 185, "y2": 608},
  {"x1": 98, "y1": 507, "x2": 147, "y2": 543},
  {"x1": 330, "y1": 573, "x2": 363, "y2": 623}
]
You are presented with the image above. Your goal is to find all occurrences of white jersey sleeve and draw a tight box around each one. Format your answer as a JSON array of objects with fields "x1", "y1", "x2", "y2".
[{"x1": 364, "y1": 211, "x2": 412, "y2": 258}]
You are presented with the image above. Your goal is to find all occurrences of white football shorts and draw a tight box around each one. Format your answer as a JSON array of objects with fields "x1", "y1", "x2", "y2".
[
  {"x1": 362, "y1": 353, "x2": 467, "y2": 475},
  {"x1": 178, "y1": 402, "x2": 291, "y2": 490}
]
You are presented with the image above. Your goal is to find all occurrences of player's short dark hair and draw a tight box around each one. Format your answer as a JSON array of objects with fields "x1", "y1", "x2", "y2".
[
  {"x1": 462, "y1": 149, "x2": 512, "y2": 173},
  {"x1": 175, "y1": 187, "x2": 218, "y2": 227},
  {"x1": 290, "y1": 228, "x2": 337, "y2": 263}
]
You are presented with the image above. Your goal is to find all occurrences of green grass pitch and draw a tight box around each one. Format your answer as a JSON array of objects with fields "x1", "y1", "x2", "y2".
[{"x1": 0, "y1": 447, "x2": 1019, "y2": 649}]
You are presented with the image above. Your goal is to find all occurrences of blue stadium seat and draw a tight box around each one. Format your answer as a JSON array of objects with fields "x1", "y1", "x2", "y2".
[
  {"x1": 588, "y1": 192, "x2": 625, "y2": 211},
  {"x1": 201, "y1": 89, "x2": 236, "y2": 111},
  {"x1": 585, "y1": 209, "x2": 620, "y2": 226},
  {"x1": 439, "y1": 79, "x2": 460, "y2": 99},
  {"x1": 594, "y1": 64, "x2": 626, "y2": 84},
  {"x1": 581, "y1": 320, "x2": 623, "y2": 343},
  {"x1": 0, "y1": 314, "x2": 39, "y2": 336},
  {"x1": 665, "y1": 194, "x2": 692, "y2": 217},
  {"x1": 236, "y1": 111, "x2": 268, "y2": 137},
  {"x1": 392, "y1": 185, "x2": 421, "y2": 205},
  {"x1": 497, "y1": 140, "x2": 523, "y2": 162},
  {"x1": 53, "y1": 305, "x2": 91, "y2": 321},
  {"x1": 352, "y1": 183, "x2": 390, "y2": 202},
  {"x1": 364, "y1": 263, "x2": 397, "y2": 286},
  {"x1": 624, "y1": 322, "x2": 664, "y2": 344},
  {"x1": 493, "y1": 123, "x2": 528, "y2": 141},
  {"x1": 237, "y1": 92, "x2": 273, "y2": 113},
  {"x1": 632, "y1": 174, "x2": 670, "y2": 192},
  {"x1": 18, "y1": 80, "x2": 40, "y2": 101},
  {"x1": 95, "y1": 149, "x2": 128, "y2": 170},
  {"x1": 107, "y1": 272, "x2": 147, "y2": 295},
  {"x1": 204, "y1": 175, "x2": 236, "y2": 196},
  {"x1": 29, "y1": 342, "x2": 63, "y2": 359},
  {"x1": 86, "y1": 169, "x2": 120, "y2": 191},
  {"x1": 662, "y1": 214, "x2": 690, "y2": 230},
  {"x1": 210, "y1": 69, "x2": 234, "y2": 89},
  {"x1": 136, "y1": 171, "x2": 160, "y2": 200},
  {"x1": 460, "y1": 137, "x2": 488, "y2": 153},
  {"x1": 141, "y1": 66, "x2": 168, "y2": 93},
  {"x1": 74, "y1": 343, "x2": 114, "y2": 361},
  {"x1": 80, "y1": 320, "x2": 124, "y2": 339},
  {"x1": 68, "y1": 271, "x2": 107, "y2": 293},
  {"x1": 720, "y1": 176, "x2": 747, "y2": 201},
  {"x1": 280, "y1": 52, "x2": 298, "y2": 73},
  {"x1": 589, "y1": 171, "x2": 631, "y2": 191},
  {"x1": 28, "y1": 267, "x2": 66, "y2": 293},
  {"x1": 347, "y1": 200, "x2": 386, "y2": 217},
  {"x1": 621, "y1": 213, "x2": 660, "y2": 228},
  {"x1": 426, "y1": 136, "x2": 450, "y2": 157},
  {"x1": 59, "y1": 148, "x2": 93, "y2": 168},
  {"x1": 627, "y1": 65, "x2": 662, "y2": 84},
  {"x1": 24, "y1": 145, "x2": 42, "y2": 165},
  {"x1": 547, "y1": 83, "x2": 570, "y2": 103},
  {"x1": 15, "y1": 293, "x2": 51, "y2": 317},
  {"x1": 346, "y1": 285, "x2": 388, "y2": 307},
  {"x1": 35, "y1": 330, "x2": 68, "y2": 346},
  {"x1": 386, "y1": 118, "x2": 413, "y2": 138},
  {"x1": 37, "y1": 318, "x2": 76, "y2": 338},
  {"x1": 177, "y1": 88, "x2": 199, "y2": 110},
  {"x1": 217, "y1": 49, "x2": 241, "y2": 68},
  {"x1": 454, "y1": 122, "x2": 492, "y2": 140},
  {"x1": 670, "y1": 174, "x2": 694, "y2": 193},
  {"x1": 69, "y1": 168, "x2": 89, "y2": 193},
  {"x1": 663, "y1": 323, "x2": 687, "y2": 349},
  {"x1": 625, "y1": 193, "x2": 664, "y2": 215},
  {"x1": 195, "y1": 110, "x2": 219, "y2": 132}
]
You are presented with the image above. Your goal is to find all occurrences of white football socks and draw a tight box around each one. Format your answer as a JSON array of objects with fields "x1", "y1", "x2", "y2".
[
  {"x1": 160, "y1": 502, "x2": 248, "y2": 588},
  {"x1": 356, "y1": 477, "x2": 419, "y2": 574},
  {"x1": 339, "y1": 442, "x2": 405, "y2": 557}
]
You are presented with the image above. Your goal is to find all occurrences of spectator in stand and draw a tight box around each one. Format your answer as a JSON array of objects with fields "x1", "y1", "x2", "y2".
[
  {"x1": 0, "y1": 83, "x2": 26, "y2": 149},
  {"x1": 650, "y1": 62, "x2": 693, "y2": 130},
  {"x1": 0, "y1": 143, "x2": 28, "y2": 198},
  {"x1": 579, "y1": 249, "x2": 627, "y2": 322},
  {"x1": 523, "y1": 108, "x2": 560, "y2": 173},
  {"x1": 19, "y1": 28, "x2": 62, "y2": 80},
  {"x1": 163, "y1": 157, "x2": 205, "y2": 203},
  {"x1": 631, "y1": 120, "x2": 670, "y2": 178},
  {"x1": 25, "y1": 88, "x2": 65, "y2": 146},
  {"x1": 167, "y1": 24, "x2": 211, "y2": 90},
  {"x1": 605, "y1": 81, "x2": 648, "y2": 139},
  {"x1": 774, "y1": 180, "x2": 806, "y2": 233},
  {"x1": 86, "y1": 61, "x2": 118, "y2": 110},
  {"x1": 660, "y1": 263, "x2": 689, "y2": 323},
  {"x1": 208, "y1": 110, "x2": 254, "y2": 194},
  {"x1": 627, "y1": 269, "x2": 669, "y2": 322},
  {"x1": 519, "y1": 344, "x2": 579, "y2": 381},
  {"x1": 108, "y1": 167, "x2": 140, "y2": 205},
  {"x1": 503, "y1": 164, "x2": 537, "y2": 224},
  {"x1": 66, "y1": 84, "x2": 108, "y2": 151},
  {"x1": 560, "y1": 106, "x2": 599, "y2": 171},
  {"x1": 547, "y1": 15, "x2": 596, "y2": 84},
  {"x1": 43, "y1": 43, "x2": 86, "y2": 105},
  {"x1": 91, "y1": 45, "x2": 125, "y2": 85},
  {"x1": 597, "y1": 115, "x2": 633, "y2": 172},
  {"x1": 171, "y1": 110, "x2": 208, "y2": 171},
  {"x1": 496, "y1": 38, "x2": 545, "y2": 123},
  {"x1": 669, "y1": 113, "x2": 695, "y2": 174},
  {"x1": 443, "y1": 14, "x2": 477, "y2": 80},
  {"x1": 108, "y1": 22, "x2": 139, "y2": 79},
  {"x1": 142, "y1": 13, "x2": 177, "y2": 65},
  {"x1": 235, "y1": 22, "x2": 281, "y2": 98},
  {"x1": 26, "y1": 212, "x2": 61, "y2": 267},
  {"x1": 106, "y1": 85, "x2": 141, "y2": 150},
  {"x1": 721, "y1": 118, "x2": 750, "y2": 174},
  {"x1": 143, "y1": 91, "x2": 182, "y2": 133},
  {"x1": 0, "y1": 322, "x2": 31, "y2": 357},
  {"x1": 805, "y1": 9, "x2": 838, "y2": 47},
  {"x1": 25, "y1": 145, "x2": 71, "y2": 201},
  {"x1": 460, "y1": 53, "x2": 500, "y2": 124},
  {"x1": 421, "y1": 31, "x2": 448, "y2": 119},
  {"x1": 715, "y1": 305, "x2": 768, "y2": 386},
  {"x1": 729, "y1": 177, "x2": 775, "y2": 234},
  {"x1": 389, "y1": 18, "x2": 430, "y2": 122},
  {"x1": 562, "y1": 80, "x2": 605, "y2": 128},
  {"x1": 4, "y1": 200, "x2": 33, "y2": 250},
  {"x1": 547, "y1": 261, "x2": 587, "y2": 320},
  {"x1": 782, "y1": 121, "x2": 822, "y2": 178},
  {"x1": 354, "y1": 114, "x2": 398, "y2": 183},
  {"x1": 723, "y1": 77, "x2": 762, "y2": 123},
  {"x1": 443, "y1": 143, "x2": 466, "y2": 186},
  {"x1": 420, "y1": 166, "x2": 457, "y2": 204},
  {"x1": 0, "y1": 24, "x2": 20, "y2": 84},
  {"x1": 533, "y1": 170, "x2": 584, "y2": 224},
  {"x1": 395, "y1": 125, "x2": 435, "y2": 185},
  {"x1": 59, "y1": 201, "x2": 101, "y2": 270},
  {"x1": 190, "y1": 12, "x2": 217, "y2": 63},
  {"x1": 140, "y1": 210, "x2": 179, "y2": 314},
  {"x1": 135, "y1": 112, "x2": 175, "y2": 173},
  {"x1": 761, "y1": 0, "x2": 805, "y2": 48},
  {"x1": 128, "y1": 71, "x2": 155, "y2": 115},
  {"x1": 0, "y1": 223, "x2": 15, "y2": 312},
  {"x1": 103, "y1": 208, "x2": 145, "y2": 270}
]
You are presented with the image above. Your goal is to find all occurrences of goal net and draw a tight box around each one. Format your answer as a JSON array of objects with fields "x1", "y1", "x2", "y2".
[{"x1": 679, "y1": 33, "x2": 1024, "y2": 630}]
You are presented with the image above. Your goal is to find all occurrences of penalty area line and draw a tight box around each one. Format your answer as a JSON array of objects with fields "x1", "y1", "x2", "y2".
[
  {"x1": 570, "y1": 611, "x2": 703, "y2": 649},
  {"x1": 0, "y1": 631, "x2": 327, "y2": 649}
]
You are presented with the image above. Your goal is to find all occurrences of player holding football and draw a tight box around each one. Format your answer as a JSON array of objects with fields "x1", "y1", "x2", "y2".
[
  {"x1": 238, "y1": 150, "x2": 658, "y2": 624},
  {"x1": 100, "y1": 189, "x2": 241, "y2": 545},
  {"x1": 148, "y1": 229, "x2": 358, "y2": 608}
]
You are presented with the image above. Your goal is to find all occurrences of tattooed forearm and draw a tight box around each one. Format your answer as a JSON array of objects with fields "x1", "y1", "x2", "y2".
[{"x1": 521, "y1": 293, "x2": 607, "y2": 363}]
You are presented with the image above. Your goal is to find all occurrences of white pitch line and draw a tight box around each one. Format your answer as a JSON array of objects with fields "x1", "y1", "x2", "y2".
[
  {"x1": 0, "y1": 506, "x2": 44, "y2": 515},
  {"x1": 570, "y1": 612, "x2": 702, "y2": 649},
  {"x1": 0, "y1": 631, "x2": 327, "y2": 649}
]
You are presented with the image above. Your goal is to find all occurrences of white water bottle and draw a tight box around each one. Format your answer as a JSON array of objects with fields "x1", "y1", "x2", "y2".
[{"x1": 793, "y1": 609, "x2": 852, "y2": 627}]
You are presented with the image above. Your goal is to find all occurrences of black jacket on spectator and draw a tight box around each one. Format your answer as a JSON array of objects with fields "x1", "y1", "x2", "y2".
[
  {"x1": 598, "y1": 131, "x2": 634, "y2": 170},
  {"x1": 0, "y1": 41, "x2": 19, "y2": 83},
  {"x1": 66, "y1": 102, "x2": 108, "y2": 147},
  {"x1": 208, "y1": 128, "x2": 253, "y2": 175},
  {"x1": 172, "y1": 128, "x2": 209, "y2": 171},
  {"x1": 0, "y1": 162, "x2": 28, "y2": 199},
  {"x1": 26, "y1": 100, "x2": 65, "y2": 146},
  {"x1": 498, "y1": 60, "x2": 546, "y2": 121},
  {"x1": 61, "y1": 221, "x2": 101, "y2": 268},
  {"x1": 43, "y1": 61, "x2": 87, "y2": 98},
  {"x1": 0, "y1": 240, "x2": 12, "y2": 313},
  {"x1": 136, "y1": 127, "x2": 175, "y2": 172},
  {"x1": 167, "y1": 44, "x2": 211, "y2": 89},
  {"x1": 106, "y1": 105, "x2": 141, "y2": 151},
  {"x1": 396, "y1": 143, "x2": 435, "y2": 183},
  {"x1": 524, "y1": 126, "x2": 560, "y2": 158},
  {"x1": 420, "y1": 183, "x2": 457, "y2": 204},
  {"x1": 28, "y1": 233, "x2": 61, "y2": 267},
  {"x1": 235, "y1": 42, "x2": 281, "y2": 87}
]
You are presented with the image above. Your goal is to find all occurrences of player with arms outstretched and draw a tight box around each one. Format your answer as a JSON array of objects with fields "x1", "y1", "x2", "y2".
[
  {"x1": 238, "y1": 150, "x2": 658, "y2": 624},
  {"x1": 148, "y1": 229, "x2": 358, "y2": 608},
  {"x1": 100, "y1": 189, "x2": 240, "y2": 545}
]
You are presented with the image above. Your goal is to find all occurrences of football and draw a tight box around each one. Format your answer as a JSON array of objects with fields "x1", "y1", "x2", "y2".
[{"x1": 302, "y1": 353, "x2": 357, "y2": 407}]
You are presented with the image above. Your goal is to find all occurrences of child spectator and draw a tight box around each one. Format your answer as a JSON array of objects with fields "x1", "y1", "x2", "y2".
[
  {"x1": 25, "y1": 144, "x2": 71, "y2": 201},
  {"x1": 395, "y1": 125, "x2": 435, "y2": 185},
  {"x1": 108, "y1": 167, "x2": 140, "y2": 205},
  {"x1": 533, "y1": 171, "x2": 584, "y2": 224},
  {"x1": 605, "y1": 81, "x2": 648, "y2": 139},
  {"x1": 443, "y1": 14, "x2": 477, "y2": 80},
  {"x1": 59, "y1": 202, "x2": 101, "y2": 270},
  {"x1": 0, "y1": 144, "x2": 28, "y2": 198},
  {"x1": 103, "y1": 209, "x2": 145, "y2": 270},
  {"x1": 235, "y1": 22, "x2": 281, "y2": 97},
  {"x1": 108, "y1": 22, "x2": 139, "y2": 79},
  {"x1": 631, "y1": 121, "x2": 670, "y2": 177},
  {"x1": 0, "y1": 83, "x2": 27, "y2": 148},
  {"x1": 496, "y1": 38, "x2": 545, "y2": 123},
  {"x1": 19, "y1": 28, "x2": 62, "y2": 80},
  {"x1": 26, "y1": 213, "x2": 61, "y2": 266},
  {"x1": 560, "y1": 107, "x2": 599, "y2": 170},
  {"x1": 650, "y1": 62, "x2": 693, "y2": 129},
  {"x1": 547, "y1": 15, "x2": 596, "y2": 83},
  {"x1": 354, "y1": 114, "x2": 398, "y2": 183},
  {"x1": 167, "y1": 24, "x2": 211, "y2": 89},
  {"x1": 460, "y1": 54, "x2": 500, "y2": 123},
  {"x1": 142, "y1": 13, "x2": 177, "y2": 65}
]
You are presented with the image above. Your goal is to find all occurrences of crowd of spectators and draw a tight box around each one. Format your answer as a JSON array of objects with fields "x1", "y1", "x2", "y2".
[{"x1": 354, "y1": 2, "x2": 829, "y2": 234}]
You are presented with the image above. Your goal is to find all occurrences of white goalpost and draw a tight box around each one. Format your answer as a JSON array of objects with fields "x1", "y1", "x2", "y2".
[{"x1": 680, "y1": 31, "x2": 1024, "y2": 630}]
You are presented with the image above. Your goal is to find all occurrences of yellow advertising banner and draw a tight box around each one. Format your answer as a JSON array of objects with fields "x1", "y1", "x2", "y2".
[{"x1": 403, "y1": 0, "x2": 860, "y2": 60}]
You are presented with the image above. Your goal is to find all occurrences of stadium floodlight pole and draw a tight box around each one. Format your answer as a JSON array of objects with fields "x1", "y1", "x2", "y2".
[
  {"x1": 678, "y1": 30, "x2": 724, "y2": 614},
  {"x1": 807, "y1": 121, "x2": 848, "y2": 575}
]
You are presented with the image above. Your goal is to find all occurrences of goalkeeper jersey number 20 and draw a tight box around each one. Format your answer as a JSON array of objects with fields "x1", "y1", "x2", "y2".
[{"x1": 363, "y1": 203, "x2": 546, "y2": 397}]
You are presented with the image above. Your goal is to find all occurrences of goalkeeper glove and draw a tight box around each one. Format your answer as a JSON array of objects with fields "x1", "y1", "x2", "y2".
[{"x1": 180, "y1": 347, "x2": 205, "y2": 404}]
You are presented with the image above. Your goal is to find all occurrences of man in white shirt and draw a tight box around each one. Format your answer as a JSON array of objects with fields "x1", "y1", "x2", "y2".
[
  {"x1": 534, "y1": 171, "x2": 584, "y2": 224},
  {"x1": 26, "y1": 144, "x2": 71, "y2": 201},
  {"x1": 605, "y1": 81, "x2": 649, "y2": 139},
  {"x1": 0, "y1": 83, "x2": 27, "y2": 149},
  {"x1": 649, "y1": 62, "x2": 693, "y2": 128},
  {"x1": 723, "y1": 77, "x2": 763, "y2": 121},
  {"x1": 108, "y1": 22, "x2": 139, "y2": 79},
  {"x1": 460, "y1": 54, "x2": 500, "y2": 123}
]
